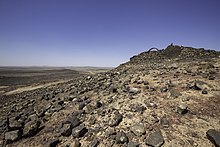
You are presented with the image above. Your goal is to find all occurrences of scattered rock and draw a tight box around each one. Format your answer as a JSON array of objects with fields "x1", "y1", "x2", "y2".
[
  {"x1": 128, "y1": 141, "x2": 140, "y2": 147},
  {"x1": 176, "y1": 102, "x2": 188, "y2": 114},
  {"x1": 129, "y1": 87, "x2": 140, "y2": 94},
  {"x1": 137, "y1": 79, "x2": 144, "y2": 84},
  {"x1": 66, "y1": 115, "x2": 80, "y2": 128},
  {"x1": 206, "y1": 129, "x2": 220, "y2": 147},
  {"x1": 130, "y1": 123, "x2": 145, "y2": 136},
  {"x1": 1, "y1": 44, "x2": 220, "y2": 146},
  {"x1": 169, "y1": 89, "x2": 182, "y2": 98},
  {"x1": 109, "y1": 110, "x2": 123, "y2": 127},
  {"x1": 160, "y1": 86, "x2": 168, "y2": 93},
  {"x1": 0, "y1": 140, "x2": 4, "y2": 147},
  {"x1": 48, "y1": 139, "x2": 60, "y2": 147},
  {"x1": 58, "y1": 101, "x2": 64, "y2": 107},
  {"x1": 194, "y1": 80, "x2": 210, "y2": 90},
  {"x1": 61, "y1": 123, "x2": 72, "y2": 137},
  {"x1": 160, "y1": 117, "x2": 170, "y2": 128},
  {"x1": 115, "y1": 131, "x2": 128, "y2": 144},
  {"x1": 170, "y1": 63, "x2": 178, "y2": 69},
  {"x1": 112, "y1": 87, "x2": 117, "y2": 93},
  {"x1": 145, "y1": 100, "x2": 157, "y2": 109},
  {"x1": 23, "y1": 120, "x2": 41, "y2": 137},
  {"x1": 202, "y1": 89, "x2": 208, "y2": 94},
  {"x1": 130, "y1": 104, "x2": 146, "y2": 113},
  {"x1": 83, "y1": 105, "x2": 94, "y2": 114},
  {"x1": 72, "y1": 125, "x2": 88, "y2": 138},
  {"x1": 70, "y1": 140, "x2": 81, "y2": 147},
  {"x1": 105, "y1": 128, "x2": 116, "y2": 137},
  {"x1": 5, "y1": 130, "x2": 21, "y2": 143},
  {"x1": 208, "y1": 75, "x2": 215, "y2": 80},
  {"x1": 88, "y1": 138, "x2": 99, "y2": 147},
  {"x1": 145, "y1": 130, "x2": 164, "y2": 147},
  {"x1": 0, "y1": 117, "x2": 8, "y2": 134},
  {"x1": 203, "y1": 62, "x2": 215, "y2": 69},
  {"x1": 78, "y1": 102, "x2": 86, "y2": 110},
  {"x1": 71, "y1": 110, "x2": 85, "y2": 118},
  {"x1": 107, "y1": 96, "x2": 113, "y2": 103},
  {"x1": 8, "y1": 116, "x2": 23, "y2": 130},
  {"x1": 27, "y1": 114, "x2": 38, "y2": 122},
  {"x1": 34, "y1": 103, "x2": 49, "y2": 117},
  {"x1": 181, "y1": 96, "x2": 190, "y2": 102},
  {"x1": 95, "y1": 101, "x2": 102, "y2": 108}
]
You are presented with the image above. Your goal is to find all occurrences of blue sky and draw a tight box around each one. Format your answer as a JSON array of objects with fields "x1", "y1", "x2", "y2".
[{"x1": 0, "y1": 0, "x2": 220, "y2": 67}]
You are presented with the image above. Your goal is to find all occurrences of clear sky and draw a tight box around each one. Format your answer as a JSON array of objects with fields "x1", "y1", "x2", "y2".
[{"x1": 0, "y1": 0, "x2": 220, "y2": 67}]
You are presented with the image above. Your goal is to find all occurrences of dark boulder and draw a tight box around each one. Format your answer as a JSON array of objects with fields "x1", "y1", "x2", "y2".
[
  {"x1": 23, "y1": 120, "x2": 41, "y2": 137},
  {"x1": 72, "y1": 125, "x2": 88, "y2": 138},
  {"x1": 66, "y1": 115, "x2": 80, "y2": 128},
  {"x1": 145, "y1": 130, "x2": 164, "y2": 147},
  {"x1": 206, "y1": 129, "x2": 220, "y2": 147},
  {"x1": 115, "y1": 131, "x2": 128, "y2": 144},
  {"x1": 109, "y1": 111, "x2": 123, "y2": 127},
  {"x1": 47, "y1": 139, "x2": 60, "y2": 147},
  {"x1": 61, "y1": 123, "x2": 72, "y2": 137}
]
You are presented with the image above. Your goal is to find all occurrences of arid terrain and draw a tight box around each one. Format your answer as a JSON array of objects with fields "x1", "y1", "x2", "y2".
[
  {"x1": 1, "y1": 44, "x2": 220, "y2": 147},
  {"x1": 0, "y1": 67, "x2": 110, "y2": 97}
]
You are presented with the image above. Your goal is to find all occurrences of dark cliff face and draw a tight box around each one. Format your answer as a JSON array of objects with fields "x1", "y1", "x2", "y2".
[{"x1": 127, "y1": 44, "x2": 220, "y2": 65}]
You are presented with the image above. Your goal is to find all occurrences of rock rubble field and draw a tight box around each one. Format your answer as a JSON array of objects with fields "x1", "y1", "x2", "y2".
[{"x1": 1, "y1": 44, "x2": 220, "y2": 147}]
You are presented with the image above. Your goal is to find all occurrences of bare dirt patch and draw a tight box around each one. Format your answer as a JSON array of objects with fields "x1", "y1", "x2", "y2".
[{"x1": 5, "y1": 80, "x2": 68, "y2": 95}]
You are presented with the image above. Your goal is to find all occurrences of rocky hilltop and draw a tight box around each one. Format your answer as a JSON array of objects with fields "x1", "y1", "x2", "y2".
[
  {"x1": 1, "y1": 45, "x2": 220, "y2": 147},
  {"x1": 128, "y1": 44, "x2": 220, "y2": 65}
]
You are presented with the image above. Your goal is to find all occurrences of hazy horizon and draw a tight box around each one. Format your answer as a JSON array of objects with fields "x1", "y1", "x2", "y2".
[
  {"x1": 0, "y1": 65, "x2": 115, "y2": 68},
  {"x1": 1, "y1": 0, "x2": 220, "y2": 67}
]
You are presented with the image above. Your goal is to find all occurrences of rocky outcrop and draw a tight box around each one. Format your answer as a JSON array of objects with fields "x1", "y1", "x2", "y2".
[{"x1": 128, "y1": 44, "x2": 220, "y2": 65}]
